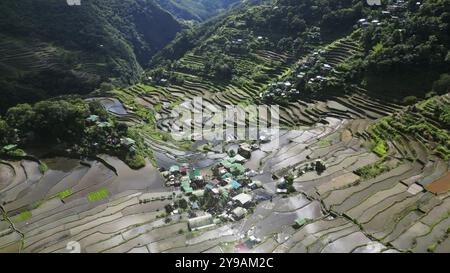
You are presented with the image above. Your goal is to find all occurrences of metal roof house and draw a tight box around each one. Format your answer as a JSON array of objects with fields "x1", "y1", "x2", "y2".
[
  {"x1": 229, "y1": 181, "x2": 242, "y2": 190},
  {"x1": 86, "y1": 115, "x2": 99, "y2": 123},
  {"x1": 232, "y1": 207, "x2": 248, "y2": 220},
  {"x1": 2, "y1": 144, "x2": 17, "y2": 152},
  {"x1": 120, "y1": 138, "x2": 136, "y2": 146},
  {"x1": 295, "y1": 218, "x2": 308, "y2": 227},
  {"x1": 232, "y1": 193, "x2": 252, "y2": 207},
  {"x1": 188, "y1": 214, "x2": 215, "y2": 231},
  {"x1": 169, "y1": 165, "x2": 180, "y2": 174}
]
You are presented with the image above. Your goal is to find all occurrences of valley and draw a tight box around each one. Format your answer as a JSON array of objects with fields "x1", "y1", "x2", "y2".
[{"x1": 0, "y1": 0, "x2": 449, "y2": 253}]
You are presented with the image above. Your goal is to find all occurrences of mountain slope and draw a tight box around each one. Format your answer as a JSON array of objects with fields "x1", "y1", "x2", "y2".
[
  {"x1": 151, "y1": 0, "x2": 449, "y2": 103},
  {"x1": 154, "y1": 0, "x2": 242, "y2": 22},
  {"x1": 148, "y1": 0, "x2": 362, "y2": 89},
  {"x1": 0, "y1": 0, "x2": 182, "y2": 112}
]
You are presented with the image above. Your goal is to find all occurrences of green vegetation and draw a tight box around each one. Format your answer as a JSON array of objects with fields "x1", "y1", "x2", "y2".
[
  {"x1": 0, "y1": 0, "x2": 182, "y2": 112},
  {"x1": 13, "y1": 211, "x2": 32, "y2": 224},
  {"x1": 0, "y1": 98, "x2": 148, "y2": 168},
  {"x1": 0, "y1": 145, "x2": 26, "y2": 158},
  {"x1": 353, "y1": 0, "x2": 450, "y2": 98},
  {"x1": 355, "y1": 160, "x2": 391, "y2": 180},
  {"x1": 125, "y1": 154, "x2": 146, "y2": 169},
  {"x1": 55, "y1": 189, "x2": 74, "y2": 200},
  {"x1": 38, "y1": 162, "x2": 48, "y2": 174},
  {"x1": 368, "y1": 95, "x2": 450, "y2": 160},
  {"x1": 371, "y1": 135, "x2": 389, "y2": 157},
  {"x1": 155, "y1": 0, "x2": 241, "y2": 22},
  {"x1": 317, "y1": 139, "x2": 332, "y2": 148},
  {"x1": 87, "y1": 188, "x2": 109, "y2": 202},
  {"x1": 150, "y1": 0, "x2": 363, "y2": 91},
  {"x1": 427, "y1": 243, "x2": 437, "y2": 253},
  {"x1": 432, "y1": 74, "x2": 450, "y2": 95}
]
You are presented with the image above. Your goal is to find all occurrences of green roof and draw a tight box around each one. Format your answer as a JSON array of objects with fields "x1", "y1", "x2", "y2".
[
  {"x1": 121, "y1": 137, "x2": 136, "y2": 146},
  {"x1": 226, "y1": 157, "x2": 237, "y2": 163},
  {"x1": 230, "y1": 163, "x2": 245, "y2": 175},
  {"x1": 221, "y1": 173, "x2": 233, "y2": 179},
  {"x1": 220, "y1": 159, "x2": 234, "y2": 169},
  {"x1": 182, "y1": 184, "x2": 193, "y2": 194},
  {"x1": 189, "y1": 169, "x2": 201, "y2": 178},
  {"x1": 235, "y1": 175, "x2": 247, "y2": 181},
  {"x1": 87, "y1": 115, "x2": 99, "y2": 122},
  {"x1": 181, "y1": 176, "x2": 191, "y2": 184},
  {"x1": 3, "y1": 144, "x2": 17, "y2": 151},
  {"x1": 295, "y1": 218, "x2": 307, "y2": 226},
  {"x1": 169, "y1": 165, "x2": 180, "y2": 173}
]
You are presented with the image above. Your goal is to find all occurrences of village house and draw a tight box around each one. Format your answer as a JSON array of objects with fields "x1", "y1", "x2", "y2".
[
  {"x1": 188, "y1": 213, "x2": 215, "y2": 231},
  {"x1": 86, "y1": 114, "x2": 99, "y2": 123},
  {"x1": 228, "y1": 154, "x2": 246, "y2": 164},
  {"x1": 121, "y1": 137, "x2": 136, "y2": 147},
  {"x1": 232, "y1": 207, "x2": 248, "y2": 221},
  {"x1": 180, "y1": 163, "x2": 189, "y2": 175},
  {"x1": 169, "y1": 165, "x2": 180, "y2": 175},
  {"x1": 277, "y1": 188, "x2": 288, "y2": 194},
  {"x1": 248, "y1": 180, "x2": 263, "y2": 190},
  {"x1": 2, "y1": 144, "x2": 18, "y2": 153},
  {"x1": 232, "y1": 193, "x2": 253, "y2": 208},
  {"x1": 238, "y1": 143, "x2": 252, "y2": 159}
]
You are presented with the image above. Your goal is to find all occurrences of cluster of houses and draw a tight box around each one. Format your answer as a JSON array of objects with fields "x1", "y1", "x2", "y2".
[
  {"x1": 0, "y1": 144, "x2": 21, "y2": 156},
  {"x1": 263, "y1": 52, "x2": 338, "y2": 102},
  {"x1": 261, "y1": 1, "x2": 418, "y2": 104},
  {"x1": 260, "y1": 81, "x2": 300, "y2": 100},
  {"x1": 162, "y1": 143, "x2": 266, "y2": 231},
  {"x1": 359, "y1": 0, "x2": 414, "y2": 28},
  {"x1": 275, "y1": 159, "x2": 327, "y2": 194},
  {"x1": 300, "y1": 55, "x2": 335, "y2": 85},
  {"x1": 296, "y1": 159, "x2": 327, "y2": 176},
  {"x1": 86, "y1": 114, "x2": 112, "y2": 129},
  {"x1": 162, "y1": 163, "x2": 204, "y2": 191},
  {"x1": 85, "y1": 114, "x2": 137, "y2": 152}
]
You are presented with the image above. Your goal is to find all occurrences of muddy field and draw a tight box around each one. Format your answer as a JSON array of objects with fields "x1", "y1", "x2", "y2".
[{"x1": 1, "y1": 100, "x2": 449, "y2": 253}]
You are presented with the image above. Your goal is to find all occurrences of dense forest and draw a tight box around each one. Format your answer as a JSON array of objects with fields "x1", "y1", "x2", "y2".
[
  {"x1": 0, "y1": 99, "x2": 147, "y2": 168},
  {"x1": 355, "y1": 0, "x2": 450, "y2": 97},
  {"x1": 150, "y1": 0, "x2": 449, "y2": 100},
  {"x1": 154, "y1": 0, "x2": 242, "y2": 22},
  {"x1": 0, "y1": 0, "x2": 182, "y2": 113}
]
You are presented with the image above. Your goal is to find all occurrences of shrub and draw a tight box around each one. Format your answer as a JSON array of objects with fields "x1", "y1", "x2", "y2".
[
  {"x1": 432, "y1": 74, "x2": 450, "y2": 94},
  {"x1": 125, "y1": 154, "x2": 146, "y2": 169},
  {"x1": 355, "y1": 160, "x2": 390, "y2": 180},
  {"x1": 165, "y1": 204, "x2": 174, "y2": 214},
  {"x1": 87, "y1": 188, "x2": 109, "y2": 202},
  {"x1": 372, "y1": 140, "x2": 389, "y2": 157},
  {"x1": 38, "y1": 162, "x2": 48, "y2": 174},
  {"x1": 402, "y1": 96, "x2": 418, "y2": 105}
]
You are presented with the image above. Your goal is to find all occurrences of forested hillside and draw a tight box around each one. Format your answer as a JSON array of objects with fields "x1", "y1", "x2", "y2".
[
  {"x1": 0, "y1": 0, "x2": 182, "y2": 113},
  {"x1": 354, "y1": 0, "x2": 450, "y2": 97},
  {"x1": 154, "y1": 0, "x2": 242, "y2": 22},
  {"x1": 150, "y1": 0, "x2": 449, "y2": 101}
]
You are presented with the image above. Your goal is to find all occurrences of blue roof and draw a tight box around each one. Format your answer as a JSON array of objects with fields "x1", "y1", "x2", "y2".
[{"x1": 230, "y1": 181, "x2": 242, "y2": 189}]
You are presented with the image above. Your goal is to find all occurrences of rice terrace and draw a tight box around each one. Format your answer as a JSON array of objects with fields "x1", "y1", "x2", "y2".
[{"x1": 0, "y1": 0, "x2": 449, "y2": 256}]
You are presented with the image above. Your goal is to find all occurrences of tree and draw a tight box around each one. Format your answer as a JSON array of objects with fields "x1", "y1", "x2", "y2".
[
  {"x1": 165, "y1": 204, "x2": 174, "y2": 214},
  {"x1": 5, "y1": 104, "x2": 35, "y2": 135},
  {"x1": 433, "y1": 74, "x2": 450, "y2": 95},
  {"x1": 0, "y1": 119, "x2": 13, "y2": 145},
  {"x1": 178, "y1": 198, "x2": 188, "y2": 210}
]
